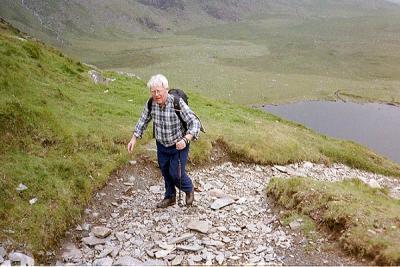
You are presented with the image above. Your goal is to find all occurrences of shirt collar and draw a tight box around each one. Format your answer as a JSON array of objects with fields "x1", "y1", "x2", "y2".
[{"x1": 158, "y1": 94, "x2": 174, "y2": 108}]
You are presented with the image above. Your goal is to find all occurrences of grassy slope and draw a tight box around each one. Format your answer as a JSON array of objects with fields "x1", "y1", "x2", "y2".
[
  {"x1": 64, "y1": 13, "x2": 400, "y2": 105},
  {"x1": 1, "y1": 0, "x2": 400, "y2": 106},
  {"x1": 267, "y1": 177, "x2": 400, "y2": 265},
  {"x1": 0, "y1": 22, "x2": 143, "y2": 253},
  {"x1": 1, "y1": 20, "x2": 400, "y2": 257},
  {"x1": 2, "y1": 1, "x2": 400, "y2": 106}
]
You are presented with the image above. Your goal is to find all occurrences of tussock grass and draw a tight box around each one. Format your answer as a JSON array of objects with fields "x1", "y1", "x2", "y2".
[
  {"x1": 1, "y1": 19, "x2": 400, "y2": 259},
  {"x1": 267, "y1": 177, "x2": 400, "y2": 265}
]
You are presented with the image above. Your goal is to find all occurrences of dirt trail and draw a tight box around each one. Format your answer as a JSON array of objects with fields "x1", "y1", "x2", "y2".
[{"x1": 53, "y1": 157, "x2": 374, "y2": 266}]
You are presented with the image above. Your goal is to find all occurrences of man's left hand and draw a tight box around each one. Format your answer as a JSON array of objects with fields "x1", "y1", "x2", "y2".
[{"x1": 176, "y1": 139, "x2": 186, "y2": 150}]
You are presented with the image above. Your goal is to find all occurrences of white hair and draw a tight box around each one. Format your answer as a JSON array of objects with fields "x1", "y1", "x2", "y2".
[{"x1": 147, "y1": 74, "x2": 169, "y2": 89}]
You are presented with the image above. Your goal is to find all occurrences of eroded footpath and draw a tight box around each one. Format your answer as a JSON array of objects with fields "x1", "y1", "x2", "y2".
[{"x1": 52, "y1": 160, "x2": 400, "y2": 266}]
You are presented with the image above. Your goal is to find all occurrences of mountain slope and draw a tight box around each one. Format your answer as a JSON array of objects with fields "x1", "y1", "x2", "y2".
[
  {"x1": 1, "y1": 0, "x2": 399, "y2": 46},
  {"x1": 2, "y1": 0, "x2": 400, "y2": 107},
  {"x1": 1, "y1": 18, "x2": 400, "y2": 260}
]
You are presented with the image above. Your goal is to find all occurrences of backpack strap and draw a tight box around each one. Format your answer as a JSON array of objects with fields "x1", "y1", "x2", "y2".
[
  {"x1": 147, "y1": 97, "x2": 155, "y2": 138},
  {"x1": 174, "y1": 97, "x2": 205, "y2": 133},
  {"x1": 173, "y1": 97, "x2": 188, "y2": 132},
  {"x1": 147, "y1": 97, "x2": 153, "y2": 112},
  {"x1": 148, "y1": 95, "x2": 205, "y2": 140}
]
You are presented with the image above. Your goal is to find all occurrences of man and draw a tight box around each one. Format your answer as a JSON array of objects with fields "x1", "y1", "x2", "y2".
[{"x1": 127, "y1": 74, "x2": 201, "y2": 208}]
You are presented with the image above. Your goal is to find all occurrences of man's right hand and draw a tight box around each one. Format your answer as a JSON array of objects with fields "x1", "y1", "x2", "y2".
[{"x1": 127, "y1": 135, "x2": 137, "y2": 153}]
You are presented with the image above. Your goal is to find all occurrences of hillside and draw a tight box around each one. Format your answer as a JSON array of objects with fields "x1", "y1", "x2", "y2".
[
  {"x1": 1, "y1": 17, "x2": 400, "y2": 261},
  {"x1": 0, "y1": 0, "x2": 394, "y2": 45},
  {"x1": 1, "y1": 0, "x2": 399, "y2": 45},
  {"x1": 2, "y1": 0, "x2": 400, "y2": 106}
]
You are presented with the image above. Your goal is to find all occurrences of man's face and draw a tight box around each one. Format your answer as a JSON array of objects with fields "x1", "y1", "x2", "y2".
[{"x1": 150, "y1": 85, "x2": 168, "y2": 105}]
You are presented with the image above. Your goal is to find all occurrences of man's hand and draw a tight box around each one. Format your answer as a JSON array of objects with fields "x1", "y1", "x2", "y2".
[
  {"x1": 176, "y1": 139, "x2": 186, "y2": 150},
  {"x1": 127, "y1": 135, "x2": 137, "y2": 153}
]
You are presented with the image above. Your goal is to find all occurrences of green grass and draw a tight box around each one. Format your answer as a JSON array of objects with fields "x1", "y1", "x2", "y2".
[
  {"x1": 54, "y1": 13, "x2": 400, "y2": 105},
  {"x1": 267, "y1": 177, "x2": 400, "y2": 265},
  {"x1": 0, "y1": 21, "x2": 143, "y2": 255},
  {"x1": 2, "y1": 1, "x2": 400, "y2": 105},
  {"x1": 1, "y1": 18, "x2": 400, "y2": 260}
]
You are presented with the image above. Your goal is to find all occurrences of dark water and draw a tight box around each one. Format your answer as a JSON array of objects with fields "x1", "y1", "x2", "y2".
[{"x1": 263, "y1": 101, "x2": 400, "y2": 163}]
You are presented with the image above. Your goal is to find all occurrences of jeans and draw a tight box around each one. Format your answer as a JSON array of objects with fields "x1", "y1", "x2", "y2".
[{"x1": 156, "y1": 141, "x2": 193, "y2": 198}]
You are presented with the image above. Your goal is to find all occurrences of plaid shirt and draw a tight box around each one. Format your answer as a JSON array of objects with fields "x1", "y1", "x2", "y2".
[{"x1": 133, "y1": 94, "x2": 201, "y2": 147}]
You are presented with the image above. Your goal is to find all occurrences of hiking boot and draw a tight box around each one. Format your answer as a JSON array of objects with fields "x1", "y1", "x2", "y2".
[
  {"x1": 186, "y1": 191, "x2": 194, "y2": 206},
  {"x1": 156, "y1": 197, "x2": 176, "y2": 208}
]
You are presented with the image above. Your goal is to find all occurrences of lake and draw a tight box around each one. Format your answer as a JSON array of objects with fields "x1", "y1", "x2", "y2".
[{"x1": 262, "y1": 101, "x2": 400, "y2": 163}]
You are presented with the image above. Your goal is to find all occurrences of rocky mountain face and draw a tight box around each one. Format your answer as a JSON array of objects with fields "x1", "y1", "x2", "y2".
[{"x1": 1, "y1": 0, "x2": 399, "y2": 46}]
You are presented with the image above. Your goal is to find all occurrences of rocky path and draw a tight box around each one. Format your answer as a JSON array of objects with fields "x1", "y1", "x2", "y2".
[{"x1": 52, "y1": 160, "x2": 400, "y2": 266}]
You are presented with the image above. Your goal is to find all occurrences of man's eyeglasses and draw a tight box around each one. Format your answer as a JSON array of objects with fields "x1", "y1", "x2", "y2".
[{"x1": 151, "y1": 90, "x2": 162, "y2": 96}]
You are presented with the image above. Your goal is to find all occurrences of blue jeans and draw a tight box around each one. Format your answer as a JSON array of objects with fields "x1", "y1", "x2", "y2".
[{"x1": 156, "y1": 141, "x2": 193, "y2": 198}]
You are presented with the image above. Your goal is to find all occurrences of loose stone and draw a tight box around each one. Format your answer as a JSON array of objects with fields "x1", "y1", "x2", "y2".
[
  {"x1": 8, "y1": 252, "x2": 35, "y2": 266},
  {"x1": 176, "y1": 245, "x2": 204, "y2": 252},
  {"x1": 367, "y1": 179, "x2": 381, "y2": 188},
  {"x1": 97, "y1": 247, "x2": 113, "y2": 258},
  {"x1": 208, "y1": 189, "x2": 233, "y2": 199},
  {"x1": 187, "y1": 219, "x2": 211, "y2": 234},
  {"x1": 61, "y1": 243, "x2": 82, "y2": 262},
  {"x1": 274, "y1": 165, "x2": 288, "y2": 173},
  {"x1": 215, "y1": 253, "x2": 224, "y2": 265},
  {"x1": 29, "y1": 198, "x2": 37, "y2": 205},
  {"x1": 0, "y1": 247, "x2": 5, "y2": 258},
  {"x1": 303, "y1": 162, "x2": 313, "y2": 169},
  {"x1": 111, "y1": 246, "x2": 120, "y2": 258},
  {"x1": 82, "y1": 236, "x2": 107, "y2": 246},
  {"x1": 16, "y1": 183, "x2": 28, "y2": 192},
  {"x1": 143, "y1": 259, "x2": 166, "y2": 265},
  {"x1": 155, "y1": 249, "x2": 173, "y2": 259},
  {"x1": 93, "y1": 257, "x2": 113, "y2": 266},
  {"x1": 158, "y1": 243, "x2": 175, "y2": 251},
  {"x1": 289, "y1": 221, "x2": 302, "y2": 230},
  {"x1": 168, "y1": 233, "x2": 195, "y2": 244},
  {"x1": 150, "y1": 185, "x2": 163, "y2": 194},
  {"x1": 115, "y1": 232, "x2": 125, "y2": 242},
  {"x1": 192, "y1": 254, "x2": 202, "y2": 262},
  {"x1": 210, "y1": 197, "x2": 235, "y2": 210},
  {"x1": 92, "y1": 226, "x2": 112, "y2": 238},
  {"x1": 171, "y1": 254, "x2": 183, "y2": 265},
  {"x1": 114, "y1": 256, "x2": 143, "y2": 266}
]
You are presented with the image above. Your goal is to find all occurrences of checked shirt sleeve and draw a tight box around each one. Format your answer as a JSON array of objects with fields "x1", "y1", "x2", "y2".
[
  {"x1": 133, "y1": 103, "x2": 152, "y2": 138},
  {"x1": 178, "y1": 99, "x2": 201, "y2": 140}
]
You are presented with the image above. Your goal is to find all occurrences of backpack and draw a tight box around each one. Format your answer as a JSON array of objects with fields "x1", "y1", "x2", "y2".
[{"x1": 147, "y1": 88, "x2": 205, "y2": 138}]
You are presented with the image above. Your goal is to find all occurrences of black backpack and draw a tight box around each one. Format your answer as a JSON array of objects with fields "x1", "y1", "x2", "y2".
[{"x1": 147, "y1": 88, "x2": 205, "y2": 138}]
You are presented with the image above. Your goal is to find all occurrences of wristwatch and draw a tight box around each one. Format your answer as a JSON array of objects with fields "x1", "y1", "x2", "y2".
[{"x1": 183, "y1": 137, "x2": 190, "y2": 145}]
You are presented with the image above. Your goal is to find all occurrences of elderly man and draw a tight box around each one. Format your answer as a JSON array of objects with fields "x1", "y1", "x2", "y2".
[{"x1": 127, "y1": 74, "x2": 201, "y2": 208}]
